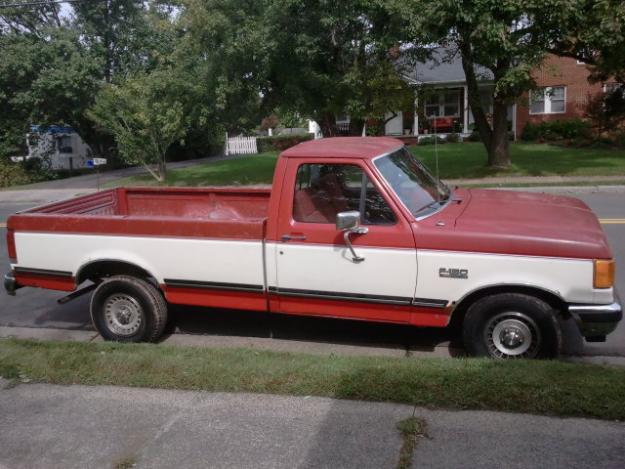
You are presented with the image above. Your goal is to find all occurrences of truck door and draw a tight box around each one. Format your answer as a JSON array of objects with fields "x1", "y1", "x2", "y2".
[{"x1": 271, "y1": 158, "x2": 418, "y2": 323}]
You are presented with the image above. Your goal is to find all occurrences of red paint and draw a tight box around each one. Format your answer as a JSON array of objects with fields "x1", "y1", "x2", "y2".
[
  {"x1": 162, "y1": 286, "x2": 267, "y2": 312},
  {"x1": 14, "y1": 272, "x2": 75, "y2": 292},
  {"x1": 271, "y1": 294, "x2": 449, "y2": 327},
  {"x1": 410, "y1": 188, "x2": 612, "y2": 260},
  {"x1": 6, "y1": 228, "x2": 17, "y2": 263},
  {"x1": 282, "y1": 136, "x2": 403, "y2": 160}
]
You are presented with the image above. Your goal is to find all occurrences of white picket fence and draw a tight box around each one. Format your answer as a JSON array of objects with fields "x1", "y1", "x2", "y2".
[{"x1": 224, "y1": 133, "x2": 258, "y2": 156}]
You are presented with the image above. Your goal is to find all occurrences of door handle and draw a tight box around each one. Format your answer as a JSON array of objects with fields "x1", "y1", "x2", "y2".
[{"x1": 281, "y1": 234, "x2": 307, "y2": 242}]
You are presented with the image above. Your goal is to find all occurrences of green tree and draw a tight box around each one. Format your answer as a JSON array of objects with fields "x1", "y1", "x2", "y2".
[
  {"x1": 260, "y1": 0, "x2": 412, "y2": 136},
  {"x1": 73, "y1": 0, "x2": 149, "y2": 83},
  {"x1": 181, "y1": 0, "x2": 413, "y2": 136},
  {"x1": 0, "y1": 1, "x2": 64, "y2": 37},
  {"x1": 0, "y1": 28, "x2": 102, "y2": 158},
  {"x1": 88, "y1": 69, "x2": 189, "y2": 181},
  {"x1": 389, "y1": 0, "x2": 601, "y2": 168},
  {"x1": 548, "y1": 0, "x2": 625, "y2": 83}
]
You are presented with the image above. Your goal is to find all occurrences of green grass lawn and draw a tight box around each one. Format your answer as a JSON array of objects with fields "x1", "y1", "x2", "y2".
[
  {"x1": 107, "y1": 152, "x2": 279, "y2": 187},
  {"x1": 108, "y1": 143, "x2": 625, "y2": 188},
  {"x1": 2, "y1": 338, "x2": 625, "y2": 420},
  {"x1": 413, "y1": 142, "x2": 625, "y2": 179}
]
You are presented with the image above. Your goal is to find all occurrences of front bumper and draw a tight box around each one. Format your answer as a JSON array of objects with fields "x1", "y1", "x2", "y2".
[
  {"x1": 569, "y1": 294, "x2": 622, "y2": 341},
  {"x1": 4, "y1": 271, "x2": 20, "y2": 296}
]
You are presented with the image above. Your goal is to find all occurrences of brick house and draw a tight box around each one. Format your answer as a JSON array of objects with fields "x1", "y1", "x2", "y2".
[
  {"x1": 401, "y1": 51, "x2": 612, "y2": 141},
  {"x1": 515, "y1": 55, "x2": 607, "y2": 136},
  {"x1": 310, "y1": 49, "x2": 618, "y2": 141}
]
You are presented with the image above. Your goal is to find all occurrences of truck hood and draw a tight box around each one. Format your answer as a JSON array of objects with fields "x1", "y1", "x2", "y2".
[{"x1": 452, "y1": 189, "x2": 612, "y2": 259}]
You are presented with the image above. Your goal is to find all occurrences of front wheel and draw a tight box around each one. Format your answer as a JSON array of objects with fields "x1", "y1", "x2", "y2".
[
  {"x1": 90, "y1": 275, "x2": 168, "y2": 342},
  {"x1": 463, "y1": 293, "x2": 561, "y2": 359}
]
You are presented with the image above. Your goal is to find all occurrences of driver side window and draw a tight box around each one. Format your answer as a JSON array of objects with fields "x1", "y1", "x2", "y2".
[{"x1": 293, "y1": 163, "x2": 395, "y2": 225}]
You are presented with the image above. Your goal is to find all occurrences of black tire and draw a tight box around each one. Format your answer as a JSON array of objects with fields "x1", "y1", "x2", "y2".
[
  {"x1": 463, "y1": 293, "x2": 561, "y2": 359},
  {"x1": 90, "y1": 275, "x2": 168, "y2": 342}
]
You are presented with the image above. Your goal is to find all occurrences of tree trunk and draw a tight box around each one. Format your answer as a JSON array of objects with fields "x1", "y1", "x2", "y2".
[
  {"x1": 458, "y1": 38, "x2": 511, "y2": 168},
  {"x1": 318, "y1": 112, "x2": 336, "y2": 137},
  {"x1": 158, "y1": 156, "x2": 167, "y2": 182},
  {"x1": 488, "y1": 100, "x2": 511, "y2": 168}
]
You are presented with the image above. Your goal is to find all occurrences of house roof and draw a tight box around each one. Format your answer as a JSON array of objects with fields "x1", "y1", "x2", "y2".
[
  {"x1": 30, "y1": 125, "x2": 75, "y2": 135},
  {"x1": 401, "y1": 47, "x2": 493, "y2": 85},
  {"x1": 281, "y1": 137, "x2": 403, "y2": 159}
]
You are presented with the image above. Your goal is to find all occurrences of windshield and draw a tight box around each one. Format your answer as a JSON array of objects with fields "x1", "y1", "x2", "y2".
[{"x1": 374, "y1": 148, "x2": 451, "y2": 217}]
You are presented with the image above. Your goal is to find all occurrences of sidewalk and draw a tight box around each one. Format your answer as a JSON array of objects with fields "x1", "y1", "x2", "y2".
[{"x1": 0, "y1": 383, "x2": 623, "y2": 469}]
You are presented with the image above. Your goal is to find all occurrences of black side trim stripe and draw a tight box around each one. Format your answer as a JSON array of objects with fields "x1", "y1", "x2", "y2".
[
  {"x1": 268, "y1": 286, "x2": 448, "y2": 308},
  {"x1": 14, "y1": 267, "x2": 73, "y2": 278},
  {"x1": 412, "y1": 298, "x2": 449, "y2": 308},
  {"x1": 164, "y1": 279, "x2": 264, "y2": 293}
]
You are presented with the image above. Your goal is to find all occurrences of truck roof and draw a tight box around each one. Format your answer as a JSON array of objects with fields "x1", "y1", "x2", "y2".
[{"x1": 280, "y1": 137, "x2": 403, "y2": 159}]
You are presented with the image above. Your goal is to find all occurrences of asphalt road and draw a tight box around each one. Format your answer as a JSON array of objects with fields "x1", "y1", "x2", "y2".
[{"x1": 1, "y1": 191, "x2": 624, "y2": 357}]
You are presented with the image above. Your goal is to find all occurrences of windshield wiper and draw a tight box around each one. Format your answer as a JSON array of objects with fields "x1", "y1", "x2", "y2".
[{"x1": 415, "y1": 200, "x2": 441, "y2": 216}]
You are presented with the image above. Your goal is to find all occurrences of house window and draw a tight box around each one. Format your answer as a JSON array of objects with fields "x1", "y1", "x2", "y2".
[
  {"x1": 529, "y1": 86, "x2": 566, "y2": 114},
  {"x1": 425, "y1": 99, "x2": 440, "y2": 117},
  {"x1": 424, "y1": 90, "x2": 460, "y2": 118},
  {"x1": 57, "y1": 136, "x2": 73, "y2": 154},
  {"x1": 604, "y1": 83, "x2": 623, "y2": 94}
]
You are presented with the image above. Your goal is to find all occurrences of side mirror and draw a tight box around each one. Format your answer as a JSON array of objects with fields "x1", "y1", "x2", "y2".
[
  {"x1": 335, "y1": 211, "x2": 368, "y2": 263},
  {"x1": 336, "y1": 210, "x2": 361, "y2": 231}
]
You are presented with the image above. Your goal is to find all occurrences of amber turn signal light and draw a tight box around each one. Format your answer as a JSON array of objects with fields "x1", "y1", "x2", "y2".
[{"x1": 594, "y1": 259, "x2": 615, "y2": 289}]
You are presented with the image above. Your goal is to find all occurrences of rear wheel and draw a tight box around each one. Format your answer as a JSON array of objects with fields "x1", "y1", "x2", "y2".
[
  {"x1": 90, "y1": 275, "x2": 167, "y2": 342},
  {"x1": 463, "y1": 293, "x2": 561, "y2": 359}
]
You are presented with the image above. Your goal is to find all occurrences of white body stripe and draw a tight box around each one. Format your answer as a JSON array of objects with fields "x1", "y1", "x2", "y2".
[
  {"x1": 270, "y1": 242, "x2": 417, "y2": 298},
  {"x1": 14, "y1": 233, "x2": 265, "y2": 287},
  {"x1": 13, "y1": 233, "x2": 613, "y2": 306},
  {"x1": 416, "y1": 250, "x2": 613, "y2": 305}
]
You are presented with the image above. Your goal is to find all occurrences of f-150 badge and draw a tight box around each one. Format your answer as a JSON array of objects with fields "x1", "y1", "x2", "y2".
[{"x1": 439, "y1": 268, "x2": 468, "y2": 279}]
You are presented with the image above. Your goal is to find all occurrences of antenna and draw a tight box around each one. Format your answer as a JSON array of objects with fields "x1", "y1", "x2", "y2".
[{"x1": 433, "y1": 119, "x2": 439, "y2": 181}]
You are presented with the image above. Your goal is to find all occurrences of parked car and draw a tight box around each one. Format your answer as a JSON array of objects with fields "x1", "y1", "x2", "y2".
[{"x1": 4, "y1": 137, "x2": 621, "y2": 358}]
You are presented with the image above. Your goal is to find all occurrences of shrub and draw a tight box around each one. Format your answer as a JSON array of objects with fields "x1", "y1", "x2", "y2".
[
  {"x1": 585, "y1": 88, "x2": 625, "y2": 135},
  {"x1": 418, "y1": 135, "x2": 446, "y2": 145},
  {"x1": 0, "y1": 159, "x2": 31, "y2": 187},
  {"x1": 614, "y1": 130, "x2": 625, "y2": 148},
  {"x1": 366, "y1": 122, "x2": 384, "y2": 136},
  {"x1": 257, "y1": 133, "x2": 314, "y2": 152},
  {"x1": 446, "y1": 133, "x2": 461, "y2": 143},
  {"x1": 521, "y1": 122, "x2": 540, "y2": 141},
  {"x1": 521, "y1": 119, "x2": 592, "y2": 141},
  {"x1": 464, "y1": 131, "x2": 481, "y2": 142}
]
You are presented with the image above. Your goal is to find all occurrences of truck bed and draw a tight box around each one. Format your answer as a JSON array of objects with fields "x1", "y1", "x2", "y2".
[
  {"x1": 10, "y1": 187, "x2": 271, "y2": 240},
  {"x1": 22, "y1": 187, "x2": 271, "y2": 220}
]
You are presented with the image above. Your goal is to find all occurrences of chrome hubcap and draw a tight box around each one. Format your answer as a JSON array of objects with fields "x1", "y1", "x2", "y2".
[
  {"x1": 103, "y1": 294, "x2": 143, "y2": 336},
  {"x1": 485, "y1": 312, "x2": 541, "y2": 358}
]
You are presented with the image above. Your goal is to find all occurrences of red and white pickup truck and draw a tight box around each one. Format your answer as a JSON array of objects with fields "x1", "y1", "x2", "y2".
[{"x1": 4, "y1": 137, "x2": 621, "y2": 358}]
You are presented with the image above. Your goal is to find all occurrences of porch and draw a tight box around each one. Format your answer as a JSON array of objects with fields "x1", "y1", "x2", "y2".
[{"x1": 383, "y1": 85, "x2": 516, "y2": 142}]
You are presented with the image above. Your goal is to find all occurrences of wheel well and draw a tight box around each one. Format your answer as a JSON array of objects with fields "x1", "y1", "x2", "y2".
[
  {"x1": 449, "y1": 285, "x2": 568, "y2": 328},
  {"x1": 76, "y1": 260, "x2": 154, "y2": 285}
]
